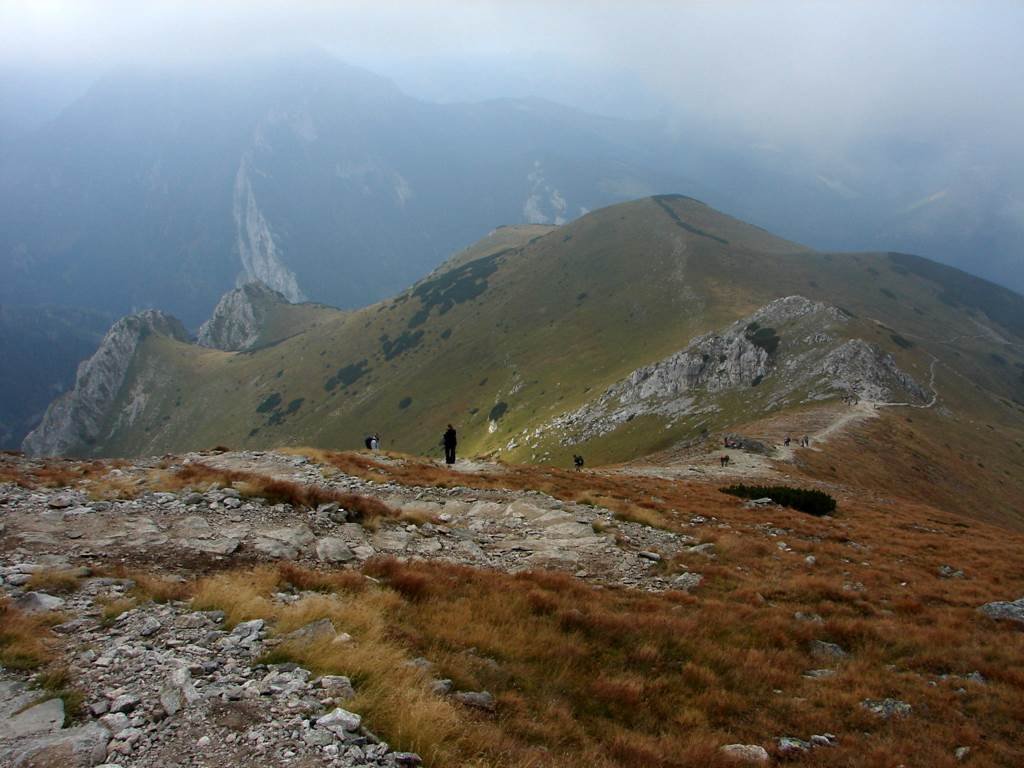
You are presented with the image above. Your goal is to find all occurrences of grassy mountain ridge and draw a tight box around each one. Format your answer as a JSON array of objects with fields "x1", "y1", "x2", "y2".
[{"x1": 44, "y1": 197, "x2": 1024, "y2": 517}]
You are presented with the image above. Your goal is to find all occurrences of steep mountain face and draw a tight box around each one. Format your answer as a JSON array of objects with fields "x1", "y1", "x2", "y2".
[
  {"x1": 23, "y1": 197, "x2": 1024, "y2": 480},
  {"x1": 22, "y1": 311, "x2": 189, "y2": 457},
  {"x1": 197, "y1": 282, "x2": 291, "y2": 352},
  {"x1": 0, "y1": 305, "x2": 111, "y2": 449},
  {"x1": 0, "y1": 53, "x2": 690, "y2": 326}
]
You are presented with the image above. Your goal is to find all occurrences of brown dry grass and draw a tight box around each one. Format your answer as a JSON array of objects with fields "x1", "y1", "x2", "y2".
[
  {"x1": 0, "y1": 597, "x2": 61, "y2": 670},
  {"x1": 25, "y1": 569, "x2": 84, "y2": 595},
  {"x1": 172, "y1": 531, "x2": 1024, "y2": 767},
  {"x1": 0, "y1": 454, "x2": 132, "y2": 498},
  {"x1": 148, "y1": 461, "x2": 397, "y2": 524}
]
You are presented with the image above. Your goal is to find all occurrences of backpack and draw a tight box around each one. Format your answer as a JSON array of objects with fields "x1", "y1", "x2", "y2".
[{"x1": 364, "y1": 436, "x2": 373, "y2": 449}]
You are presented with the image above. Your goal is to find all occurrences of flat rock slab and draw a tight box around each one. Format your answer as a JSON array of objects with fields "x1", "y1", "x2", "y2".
[
  {"x1": 5, "y1": 722, "x2": 110, "y2": 767},
  {"x1": 0, "y1": 697, "x2": 65, "y2": 739},
  {"x1": 0, "y1": 679, "x2": 41, "y2": 721}
]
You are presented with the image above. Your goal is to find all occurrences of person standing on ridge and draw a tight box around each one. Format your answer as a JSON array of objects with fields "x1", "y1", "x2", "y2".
[{"x1": 443, "y1": 424, "x2": 458, "y2": 465}]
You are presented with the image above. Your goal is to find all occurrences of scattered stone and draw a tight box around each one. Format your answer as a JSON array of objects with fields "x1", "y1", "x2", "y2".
[
  {"x1": 719, "y1": 743, "x2": 769, "y2": 762},
  {"x1": 803, "y1": 669, "x2": 836, "y2": 679},
  {"x1": 315, "y1": 537, "x2": 355, "y2": 563},
  {"x1": 14, "y1": 591, "x2": 66, "y2": 612},
  {"x1": 672, "y1": 572, "x2": 703, "y2": 591},
  {"x1": 315, "y1": 707, "x2": 362, "y2": 733},
  {"x1": 861, "y1": 698, "x2": 912, "y2": 719},
  {"x1": 98, "y1": 712, "x2": 130, "y2": 735},
  {"x1": 454, "y1": 690, "x2": 496, "y2": 712},
  {"x1": 283, "y1": 618, "x2": 337, "y2": 643},
  {"x1": 318, "y1": 675, "x2": 356, "y2": 700},
  {"x1": 810, "y1": 733, "x2": 838, "y2": 747},
  {"x1": 939, "y1": 565, "x2": 965, "y2": 579},
  {"x1": 137, "y1": 616, "x2": 161, "y2": 637},
  {"x1": 811, "y1": 640, "x2": 848, "y2": 660},
  {"x1": 955, "y1": 746, "x2": 971, "y2": 761},
  {"x1": 431, "y1": 679, "x2": 454, "y2": 696},
  {"x1": 777, "y1": 736, "x2": 811, "y2": 755},
  {"x1": 159, "y1": 667, "x2": 200, "y2": 716},
  {"x1": 637, "y1": 550, "x2": 661, "y2": 562},
  {"x1": 393, "y1": 753, "x2": 423, "y2": 767},
  {"x1": 47, "y1": 494, "x2": 76, "y2": 509},
  {"x1": 109, "y1": 693, "x2": 140, "y2": 714}
]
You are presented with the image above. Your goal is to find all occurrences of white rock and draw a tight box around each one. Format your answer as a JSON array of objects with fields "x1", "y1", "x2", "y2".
[
  {"x1": 719, "y1": 744, "x2": 769, "y2": 763},
  {"x1": 315, "y1": 707, "x2": 362, "y2": 733}
]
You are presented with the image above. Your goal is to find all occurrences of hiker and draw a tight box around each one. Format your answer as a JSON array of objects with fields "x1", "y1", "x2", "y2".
[
  {"x1": 784, "y1": 435, "x2": 791, "y2": 447},
  {"x1": 442, "y1": 424, "x2": 457, "y2": 465},
  {"x1": 370, "y1": 433, "x2": 380, "y2": 451},
  {"x1": 573, "y1": 454, "x2": 585, "y2": 471},
  {"x1": 720, "y1": 455, "x2": 730, "y2": 467},
  {"x1": 364, "y1": 435, "x2": 373, "y2": 450},
  {"x1": 802, "y1": 435, "x2": 810, "y2": 448}
]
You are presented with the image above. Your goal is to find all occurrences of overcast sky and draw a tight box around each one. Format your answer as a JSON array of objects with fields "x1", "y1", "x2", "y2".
[{"x1": 2, "y1": 0, "x2": 1022, "y2": 150}]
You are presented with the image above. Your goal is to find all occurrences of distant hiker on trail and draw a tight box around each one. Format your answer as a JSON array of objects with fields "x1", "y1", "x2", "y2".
[
  {"x1": 573, "y1": 454, "x2": 585, "y2": 471},
  {"x1": 784, "y1": 435, "x2": 791, "y2": 447},
  {"x1": 364, "y1": 435, "x2": 373, "y2": 450},
  {"x1": 370, "y1": 433, "x2": 380, "y2": 451},
  {"x1": 802, "y1": 435, "x2": 810, "y2": 448},
  {"x1": 442, "y1": 424, "x2": 458, "y2": 465},
  {"x1": 720, "y1": 455, "x2": 730, "y2": 467}
]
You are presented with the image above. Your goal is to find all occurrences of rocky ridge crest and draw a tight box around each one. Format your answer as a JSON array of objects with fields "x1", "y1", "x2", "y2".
[
  {"x1": 22, "y1": 312, "x2": 189, "y2": 458},
  {"x1": 197, "y1": 281, "x2": 290, "y2": 352},
  {"x1": 547, "y1": 296, "x2": 926, "y2": 444}
]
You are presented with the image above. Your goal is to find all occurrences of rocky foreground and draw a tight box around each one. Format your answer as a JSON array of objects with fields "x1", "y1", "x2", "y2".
[
  {"x1": 0, "y1": 450, "x2": 702, "y2": 767},
  {"x1": 2, "y1": 449, "x2": 1024, "y2": 767}
]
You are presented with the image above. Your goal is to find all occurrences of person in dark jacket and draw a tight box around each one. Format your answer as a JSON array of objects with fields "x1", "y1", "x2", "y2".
[{"x1": 442, "y1": 424, "x2": 457, "y2": 465}]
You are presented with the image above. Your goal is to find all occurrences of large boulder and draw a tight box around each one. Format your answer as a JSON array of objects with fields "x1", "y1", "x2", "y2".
[{"x1": 979, "y1": 597, "x2": 1024, "y2": 625}]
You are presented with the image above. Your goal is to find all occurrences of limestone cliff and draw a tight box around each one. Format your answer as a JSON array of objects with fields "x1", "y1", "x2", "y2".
[
  {"x1": 21, "y1": 311, "x2": 190, "y2": 457},
  {"x1": 548, "y1": 296, "x2": 927, "y2": 443},
  {"x1": 197, "y1": 281, "x2": 290, "y2": 352}
]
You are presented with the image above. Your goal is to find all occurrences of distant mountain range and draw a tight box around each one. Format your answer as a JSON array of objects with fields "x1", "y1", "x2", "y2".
[{"x1": 2, "y1": 51, "x2": 1021, "y2": 331}]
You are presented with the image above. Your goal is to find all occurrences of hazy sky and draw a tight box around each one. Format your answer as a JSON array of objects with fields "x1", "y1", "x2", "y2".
[{"x1": 2, "y1": 0, "x2": 1022, "y2": 150}]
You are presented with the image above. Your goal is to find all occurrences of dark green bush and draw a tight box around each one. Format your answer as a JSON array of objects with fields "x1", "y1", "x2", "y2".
[{"x1": 720, "y1": 484, "x2": 837, "y2": 516}]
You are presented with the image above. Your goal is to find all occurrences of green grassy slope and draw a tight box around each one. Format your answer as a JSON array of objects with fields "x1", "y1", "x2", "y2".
[{"x1": 90, "y1": 196, "x2": 1024, "y2": 468}]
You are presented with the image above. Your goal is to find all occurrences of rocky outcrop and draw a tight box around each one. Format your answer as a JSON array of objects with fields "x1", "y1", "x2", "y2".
[
  {"x1": 547, "y1": 296, "x2": 926, "y2": 443},
  {"x1": 197, "y1": 281, "x2": 289, "y2": 351},
  {"x1": 21, "y1": 311, "x2": 189, "y2": 457}
]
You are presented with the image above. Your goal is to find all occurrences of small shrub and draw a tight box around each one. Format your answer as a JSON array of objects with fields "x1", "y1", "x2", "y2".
[
  {"x1": 890, "y1": 333, "x2": 914, "y2": 349},
  {"x1": 720, "y1": 484, "x2": 837, "y2": 516}
]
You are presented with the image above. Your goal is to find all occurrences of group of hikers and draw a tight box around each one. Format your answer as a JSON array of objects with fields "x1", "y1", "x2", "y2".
[
  {"x1": 720, "y1": 433, "x2": 812, "y2": 468},
  {"x1": 363, "y1": 425, "x2": 592, "y2": 471}
]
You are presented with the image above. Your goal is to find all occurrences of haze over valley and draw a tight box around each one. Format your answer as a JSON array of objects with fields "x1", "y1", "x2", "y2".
[{"x1": 1, "y1": 4, "x2": 1024, "y2": 768}]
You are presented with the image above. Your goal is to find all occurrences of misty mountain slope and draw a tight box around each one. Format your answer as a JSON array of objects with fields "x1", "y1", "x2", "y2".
[
  {"x1": 0, "y1": 304, "x2": 111, "y2": 449},
  {"x1": 25, "y1": 197, "x2": 1024, "y2": 488},
  {"x1": 0, "y1": 53, "x2": 693, "y2": 326}
]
